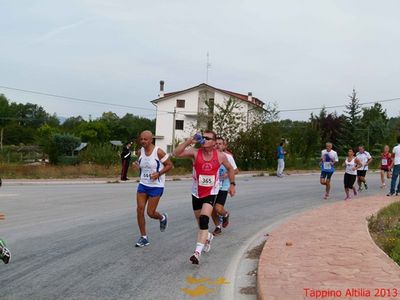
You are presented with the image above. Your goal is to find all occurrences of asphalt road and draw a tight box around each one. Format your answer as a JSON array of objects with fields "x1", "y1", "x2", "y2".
[{"x1": 0, "y1": 173, "x2": 383, "y2": 299}]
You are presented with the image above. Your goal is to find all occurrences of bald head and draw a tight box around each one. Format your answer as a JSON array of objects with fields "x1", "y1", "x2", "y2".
[
  {"x1": 140, "y1": 130, "x2": 153, "y2": 139},
  {"x1": 139, "y1": 130, "x2": 154, "y2": 148}
]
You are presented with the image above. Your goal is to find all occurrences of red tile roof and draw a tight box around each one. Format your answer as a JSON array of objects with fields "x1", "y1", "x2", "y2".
[{"x1": 152, "y1": 83, "x2": 264, "y2": 107}]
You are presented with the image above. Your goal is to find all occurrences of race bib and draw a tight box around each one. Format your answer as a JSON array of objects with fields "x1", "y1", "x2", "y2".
[
  {"x1": 382, "y1": 159, "x2": 388, "y2": 166},
  {"x1": 323, "y1": 162, "x2": 332, "y2": 170},
  {"x1": 199, "y1": 175, "x2": 215, "y2": 187}
]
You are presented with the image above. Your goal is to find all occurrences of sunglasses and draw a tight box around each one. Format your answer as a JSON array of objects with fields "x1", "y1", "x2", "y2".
[{"x1": 202, "y1": 136, "x2": 214, "y2": 141}]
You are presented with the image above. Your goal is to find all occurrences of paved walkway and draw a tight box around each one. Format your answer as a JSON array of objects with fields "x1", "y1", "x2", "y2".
[{"x1": 257, "y1": 195, "x2": 400, "y2": 300}]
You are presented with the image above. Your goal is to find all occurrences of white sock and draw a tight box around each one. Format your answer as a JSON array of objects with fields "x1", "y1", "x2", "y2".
[
  {"x1": 195, "y1": 242, "x2": 204, "y2": 254},
  {"x1": 161, "y1": 215, "x2": 165, "y2": 222},
  {"x1": 142, "y1": 235, "x2": 147, "y2": 239}
]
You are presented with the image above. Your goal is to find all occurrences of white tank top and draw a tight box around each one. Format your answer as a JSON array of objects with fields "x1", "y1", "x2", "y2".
[
  {"x1": 138, "y1": 146, "x2": 165, "y2": 188},
  {"x1": 345, "y1": 157, "x2": 357, "y2": 175}
]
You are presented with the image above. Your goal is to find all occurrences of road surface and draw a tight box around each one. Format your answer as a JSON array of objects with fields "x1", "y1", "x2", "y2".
[{"x1": 0, "y1": 173, "x2": 382, "y2": 299}]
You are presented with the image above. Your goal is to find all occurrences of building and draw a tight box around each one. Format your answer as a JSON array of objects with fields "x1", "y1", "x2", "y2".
[{"x1": 151, "y1": 81, "x2": 265, "y2": 153}]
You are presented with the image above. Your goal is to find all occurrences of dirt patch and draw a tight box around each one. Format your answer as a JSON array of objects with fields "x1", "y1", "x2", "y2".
[
  {"x1": 246, "y1": 240, "x2": 266, "y2": 259},
  {"x1": 240, "y1": 286, "x2": 257, "y2": 295}
]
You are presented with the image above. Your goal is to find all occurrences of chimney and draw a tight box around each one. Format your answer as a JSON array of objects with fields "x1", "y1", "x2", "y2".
[
  {"x1": 248, "y1": 92, "x2": 252, "y2": 102},
  {"x1": 159, "y1": 80, "x2": 165, "y2": 98}
]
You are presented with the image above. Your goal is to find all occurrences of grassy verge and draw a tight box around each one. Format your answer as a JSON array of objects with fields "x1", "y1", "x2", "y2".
[
  {"x1": 368, "y1": 201, "x2": 400, "y2": 265},
  {"x1": 0, "y1": 163, "x2": 190, "y2": 179}
]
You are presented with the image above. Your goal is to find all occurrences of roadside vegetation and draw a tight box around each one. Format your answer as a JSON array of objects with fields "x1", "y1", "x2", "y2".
[
  {"x1": 368, "y1": 201, "x2": 400, "y2": 265},
  {"x1": 1, "y1": 88, "x2": 400, "y2": 178}
]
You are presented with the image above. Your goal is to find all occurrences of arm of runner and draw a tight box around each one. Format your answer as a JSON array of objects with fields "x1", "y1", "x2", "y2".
[
  {"x1": 354, "y1": 158, "x2": 362, "y2": 171},
  {"x1": 173, "y1": 136, "x2": 198, "y2": 158},
  {"x1": 150, "y1": 148, "x2": 173, "y2": 180},
  {"x1": 220, "y1": 153, "x2": 236, "y2": 197}
]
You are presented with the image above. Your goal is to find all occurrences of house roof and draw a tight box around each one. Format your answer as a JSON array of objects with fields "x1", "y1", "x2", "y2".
[{"x1": 151, "y1": 83, "x2": 265, "y2": 107}]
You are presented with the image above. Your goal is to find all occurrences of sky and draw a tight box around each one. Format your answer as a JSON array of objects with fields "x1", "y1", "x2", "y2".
[{"x1": 1, "y1": 0, "x2": 400, "y2": 121}]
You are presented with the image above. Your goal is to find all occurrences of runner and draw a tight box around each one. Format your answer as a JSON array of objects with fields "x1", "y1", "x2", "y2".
[
  {"x1": 0, "y1": 212, "x2": 11, "y2": 264},
  {"x1": 212, "y1": 137, "x2": 239, "y2": 236},
  {"x1": 319, "y1": 142, "x2": 339, "y2": 199},
  {"x1": 276, "y1": 141, "x2": 286, "y2": 178},
  {"x1": 380, "y1": 145, "x2": 392, "y2": 188},
  {"x1": 173, "y1": 130, "x2": 236, "y2": 265},
  {"x1": 343, "y1": 148, "x2": 362, "y2": 200},
  {"x1": 133, "y1": 130, "x2": 173, "y2": 247},
  {"x1": 356, "y1": 145, "x2": 373, "y2": 191},
  {"x1": 387, "y1": 137, "x2": 400, "y2": 196}
]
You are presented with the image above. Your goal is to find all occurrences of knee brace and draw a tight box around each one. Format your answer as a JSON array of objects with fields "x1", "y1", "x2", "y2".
[{"x1": 199, "y1": 215, "x2": 209, "y2": 230}]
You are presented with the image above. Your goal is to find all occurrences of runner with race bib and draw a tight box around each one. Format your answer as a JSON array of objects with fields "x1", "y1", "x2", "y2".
[
  {"x1": 133, "y1": 130, "x2": 173, "y2": 248},
  {"x1": 173, "y1": 130, "x2": 236, "y2": 265},
  {"x1": 319, "y1": 142, "x2": 339, "y2": 200}
]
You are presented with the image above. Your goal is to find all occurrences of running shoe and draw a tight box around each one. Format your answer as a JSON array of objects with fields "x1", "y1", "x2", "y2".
[
  {"x1": 364, "y1": 182, "x2": 368, "y2": 190},
  {"x1": 323, "y1": 193, "x2": 329, "y2": 200},
  {"x1": 381, "y1": 183, "x2": 386, "y2": 188},
  {"x1": 344, "y1": 196, "x2": 351, "y2": 201},
  {"x1": 203, "y1": 234, "x2": 214, "y2": 253},
  {"x1": 135, "y1": 236, "x2": 150, "y2": 247},
  {"x1": 213, "y1": 227, "x2": 222, "y2": 236},
  {"x1": 0, "y1": 240, "x2": 11, "y2": 264},
  {"x1": 160, "y1": 213, "x2": 168, "y2": 232},
  {"x1": 387, "y1": 192, "x2": 394, "y2": 197},
  {"x1": 222, "y1": 212, "x2": 230, "y2": 228},
  {"x1": 190, "y1": 251, "x2": 200, "y2": 264}
]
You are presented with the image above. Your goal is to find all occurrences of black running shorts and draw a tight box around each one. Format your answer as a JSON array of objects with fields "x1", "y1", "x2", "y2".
[
  {"x1": 357, "y1": 170, "x2": 367, "y2": 177},
  {"x1": 215, "y1": 190, "x2": 228, "y2": 206},
  {"x1": 192, "y1": 195, "x2": 217, "y2": 211}
]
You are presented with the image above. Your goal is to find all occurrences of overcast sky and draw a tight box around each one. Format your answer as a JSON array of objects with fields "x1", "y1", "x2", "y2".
[{"x1": 1, "y1": 0, "x2": 399, "y2": 121}]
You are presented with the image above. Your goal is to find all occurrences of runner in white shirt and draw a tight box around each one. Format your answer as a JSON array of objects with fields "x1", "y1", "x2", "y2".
[
  {"x1": 319, "y1": 143, "x2": 339, "y2": 200},
  {"x1": 356, "y1": 145, "x2": 373, "y2": 191},
  {"x1": 343, "y1": 148, "x2": 362, "y2": 200},
  {"x1": 388, "y1": 137, "x2": 400, "y2": 196},
  {"x1": 212, "y1": 137, "x2": 239, "y2": 236},
  {"x1": 133, "y1": 131, "x2": 173, "y2": 248}
]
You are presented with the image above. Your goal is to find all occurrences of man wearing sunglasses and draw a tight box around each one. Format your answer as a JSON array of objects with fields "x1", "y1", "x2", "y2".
[
  {"x1": 212, "y1": 137, "x2": 239, "y2": 236},
  {"x1": 173, "y1": 130, "x2": 236, "y2": 265}
]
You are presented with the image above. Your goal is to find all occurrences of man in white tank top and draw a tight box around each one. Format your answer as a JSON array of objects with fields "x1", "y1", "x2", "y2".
[{"x1": 133, "y1": 131, "x2": 173, "y2": 248}]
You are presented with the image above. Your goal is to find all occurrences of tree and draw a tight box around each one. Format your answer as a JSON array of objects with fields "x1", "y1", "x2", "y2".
[
  {"x1": 48, "y1": 133, "x2": 81, "y2": 164},
  {"x1": 339, "y1": 89, "x2": 363, "y2": 150},
  {"x1": 197, "y1": 97, "x2": 246, "y2": 142},
  {"x1": 360, "y1": 103, "x2": 390, "y2": 152}
]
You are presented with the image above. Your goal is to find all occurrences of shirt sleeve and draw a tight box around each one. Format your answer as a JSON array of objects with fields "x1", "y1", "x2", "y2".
[{"x1": 227, "y1": 154, "x2": 238, "y2": 170}]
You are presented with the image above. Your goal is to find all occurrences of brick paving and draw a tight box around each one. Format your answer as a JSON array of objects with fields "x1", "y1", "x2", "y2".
[{"x1": 257, "y1": 196, "x2": 400, "y2": 300}]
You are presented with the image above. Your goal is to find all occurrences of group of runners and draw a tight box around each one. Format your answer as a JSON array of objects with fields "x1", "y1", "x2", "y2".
[
  {"x1": 132, "y1": 130, "x2": 238, "y2": 265},
  {"x1": 318, "y1": 139, "x2": 400, "y2": 200}
]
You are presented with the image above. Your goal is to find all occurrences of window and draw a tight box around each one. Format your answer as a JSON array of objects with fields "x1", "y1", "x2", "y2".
[
  {"x1": 176, "y1": 99, "x2": 185, "y2": 108},
  {"x1": 175, "y1": 120, "x2": 184, "y2": 130}
]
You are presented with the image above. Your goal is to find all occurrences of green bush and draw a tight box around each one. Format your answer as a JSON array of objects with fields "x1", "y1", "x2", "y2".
[{"x1": 79, "y1": 143, "x2": 119, "y2": 167}]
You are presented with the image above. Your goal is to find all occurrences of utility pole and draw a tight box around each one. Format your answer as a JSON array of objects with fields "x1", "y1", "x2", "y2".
[
  {"x1": 206, "y1": 51, "x2": 211, "y2": 84},
  {"x1": 171, "y1": 107, "x2": 176, "y2": 152}
]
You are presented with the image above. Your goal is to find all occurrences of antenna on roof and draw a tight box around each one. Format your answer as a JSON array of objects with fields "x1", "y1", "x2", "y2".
[{"x1": 206, "y1": 51, "x2": 211, "y2": 84}]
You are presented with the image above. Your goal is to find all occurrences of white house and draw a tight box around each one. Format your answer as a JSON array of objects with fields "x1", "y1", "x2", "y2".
[{"x1": 151, "y1": 81, "x2": 265, "y2": 153}]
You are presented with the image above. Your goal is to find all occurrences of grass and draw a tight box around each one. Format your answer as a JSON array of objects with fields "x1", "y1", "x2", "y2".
[
  {"x1": 368, "y1": 201, "x2": 400, "y2": 265},
  {"x1": 0, "y1": 163, "x2": 191, "y2": 179}
]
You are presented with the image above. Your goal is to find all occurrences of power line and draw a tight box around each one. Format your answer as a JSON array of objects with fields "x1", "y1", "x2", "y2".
[
  {"x1": 0, "y1": 85, "x2": 157, "y2": 112},
  {"x1": 1, "y1": 83, "x2": 399, "y2": 116},
  {"x1": 279, "y1": 97, "x2": 400, "y2": 113}
]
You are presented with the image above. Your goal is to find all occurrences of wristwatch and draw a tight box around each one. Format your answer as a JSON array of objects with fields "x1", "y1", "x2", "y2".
[{"x1": 230, "y1": 182, "x2": 236, "y2": 186}]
